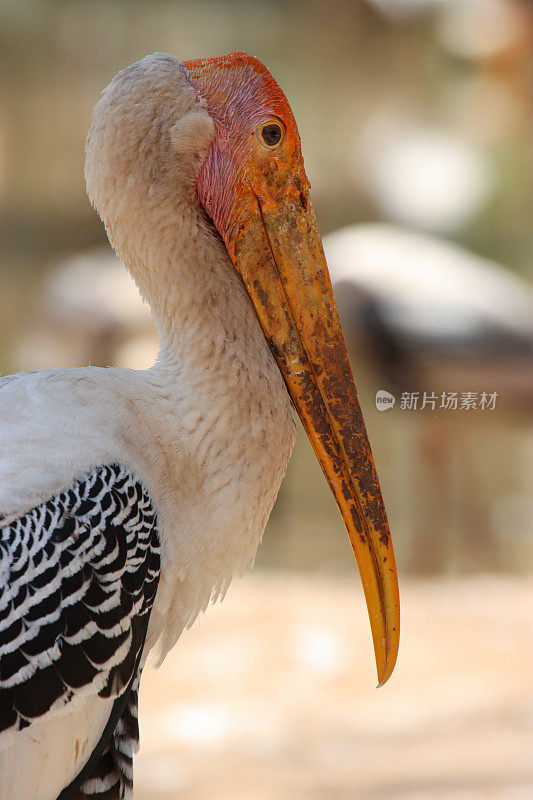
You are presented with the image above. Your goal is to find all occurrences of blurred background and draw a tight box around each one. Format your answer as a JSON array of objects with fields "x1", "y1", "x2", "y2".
[{"x1": 1, "y1": 0, "x2": 532, "y2": 797}]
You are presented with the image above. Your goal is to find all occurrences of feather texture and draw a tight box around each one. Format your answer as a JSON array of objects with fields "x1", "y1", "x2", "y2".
[
  {"x1": 64, "y1": 673, "x2": 141, "y2": 800},
  {"x1": 0, "y1": 465, "x2": 160, "y2": 799}
]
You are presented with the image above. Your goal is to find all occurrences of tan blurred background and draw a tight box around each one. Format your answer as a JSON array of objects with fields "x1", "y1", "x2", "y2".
[{"x1": 1, "y1": 0, "x2": 533, "y2": 797}]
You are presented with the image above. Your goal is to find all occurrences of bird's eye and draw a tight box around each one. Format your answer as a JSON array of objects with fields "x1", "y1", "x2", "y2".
[{"x1": 257, "y1": 119, "x2": 284, "y2": 149}]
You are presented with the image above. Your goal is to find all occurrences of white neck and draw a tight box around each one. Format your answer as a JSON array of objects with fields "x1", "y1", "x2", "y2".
[
  {"x1": 107, "y1": 189, "x2": 296, "y2": 658},
  {"x1": 82, "y1": 56, "x2": 296, "y2": 656}
]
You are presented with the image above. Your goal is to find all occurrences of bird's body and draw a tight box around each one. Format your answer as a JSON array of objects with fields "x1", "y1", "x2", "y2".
[
  {"x1": 0, "y1": 240, "x2": 295, "y2": 646},
  {"x1": 325, "y1": 224, "x2": 533, "y2": 358},
  {"x1": 0, "y1": 177, "x2": 294, "y2": 799},
  {"x1": 0, "y1": 53, "x2": 398, "y2": 799}
]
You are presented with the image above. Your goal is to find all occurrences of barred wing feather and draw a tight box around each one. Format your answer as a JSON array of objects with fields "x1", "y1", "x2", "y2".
[{"x1": 0, "y1": 464, "x2": 160, "y2": 798}]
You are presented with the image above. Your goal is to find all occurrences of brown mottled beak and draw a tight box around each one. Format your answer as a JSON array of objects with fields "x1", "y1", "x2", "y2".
[
  {"x1": 180, "y1": 50, "x2": 398, "y2": 684},
  {"x1": 233, "y1": 181, "x2": 400, "y2": 686}
]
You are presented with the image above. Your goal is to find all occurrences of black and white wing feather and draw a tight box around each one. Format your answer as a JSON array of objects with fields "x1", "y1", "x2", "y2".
[
  {"x1": 62, "y1": 672, "x2": 142, "y2": 800},
  {"x1": 0, "y1": 463, "x2": 160, "y2": 797}
]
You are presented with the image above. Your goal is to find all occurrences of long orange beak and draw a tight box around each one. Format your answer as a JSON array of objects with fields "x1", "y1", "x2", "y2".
[
  {"x1": 232, "y1": 184, "x2": 400, "y2": 686},
  {"x1": 181, "y1": 52, "x2": 399, "y2": 685}
]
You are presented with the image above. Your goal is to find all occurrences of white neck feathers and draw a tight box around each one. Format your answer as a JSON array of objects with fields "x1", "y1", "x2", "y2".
[{"x1": 83, "y1": 53, "x2": 296, "y2": 659}]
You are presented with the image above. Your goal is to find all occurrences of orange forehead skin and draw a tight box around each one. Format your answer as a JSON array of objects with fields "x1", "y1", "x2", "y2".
[
  {"x1": 181, "y1": 52, "x2": 300, "y2": 141},
  {"x1": 179, "y1": 52, "x2": 305, "y2": 252}
]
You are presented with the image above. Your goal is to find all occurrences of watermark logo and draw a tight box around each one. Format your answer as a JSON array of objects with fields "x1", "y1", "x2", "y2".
[
  {"x1": 375, "y1": 389, "x2": 396, "y2": 411},
  {"x1": 374, "y1": 389, "x2": 498, "y2": 412}
]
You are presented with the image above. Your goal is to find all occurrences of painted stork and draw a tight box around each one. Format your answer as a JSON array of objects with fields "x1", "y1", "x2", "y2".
[{"x1": 0, "y1": 53, "x2": 399, "y2": 799}]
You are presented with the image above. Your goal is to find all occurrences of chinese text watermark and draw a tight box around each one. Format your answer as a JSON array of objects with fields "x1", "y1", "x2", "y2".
[{"x1": 375, "y1": 390, "x2": 498, "y2": 412}]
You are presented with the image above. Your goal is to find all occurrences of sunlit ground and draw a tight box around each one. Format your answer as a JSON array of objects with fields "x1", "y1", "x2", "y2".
[{"x1": 135, "y1": 573, "x2": 533, "y2": 800}]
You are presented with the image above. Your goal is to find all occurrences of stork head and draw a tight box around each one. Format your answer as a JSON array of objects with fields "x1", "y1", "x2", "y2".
[
  {"x1": 179, "y1": 54, "x2": 306, "y2": 256},
  {"x1": 86, "y1": 52, "x2": 399, "y2": 686}
]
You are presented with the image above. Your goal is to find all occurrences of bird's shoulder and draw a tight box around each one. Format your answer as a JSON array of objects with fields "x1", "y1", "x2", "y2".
[{"x1": 0, "y1": 366, "x2": 150, "y2": 519}]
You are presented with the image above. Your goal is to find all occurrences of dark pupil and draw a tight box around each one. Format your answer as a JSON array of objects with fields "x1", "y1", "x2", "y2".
[{"x1": 262, "y1": 123, "x2": 282, "y2": 147}]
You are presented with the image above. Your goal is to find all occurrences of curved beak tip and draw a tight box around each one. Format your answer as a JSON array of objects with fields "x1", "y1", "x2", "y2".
[{"x1": 231, "y1": 181, "x2": 400, "y2": 687}]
